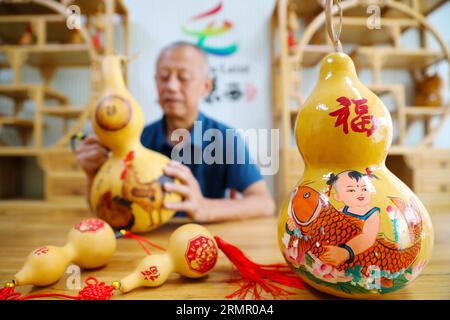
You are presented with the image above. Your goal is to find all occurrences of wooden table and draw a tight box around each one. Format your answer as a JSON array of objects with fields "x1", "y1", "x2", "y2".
[{"x1": 0, "y1": 202, "x2": 449, "y2": 300}]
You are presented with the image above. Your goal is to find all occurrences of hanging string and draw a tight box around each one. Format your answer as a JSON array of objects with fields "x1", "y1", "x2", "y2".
[
  {"x1": 116, "y1": 229, "x2": 166, "y2": 255},
  {"x1": 325, "y1": 0, "x2": 343, "y2": 52}
]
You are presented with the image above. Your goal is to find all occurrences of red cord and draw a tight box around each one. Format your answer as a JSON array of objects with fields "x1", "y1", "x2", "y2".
[
  {"x1": 0, "y1": 277, "x2": 114, "y2": 300},
  {"x1": 122, "y1": 230, "x2": 166, "y2": 255}
]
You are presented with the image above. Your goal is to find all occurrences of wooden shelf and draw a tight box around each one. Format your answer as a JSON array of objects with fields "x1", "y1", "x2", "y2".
[
  {"x1": 0, "y1": 0, "x2": 127, "y2": 16},
  {"x1": 300, "y1": 44, "x2": 333, "y2": 67},
  {"x1": 389, "y1": 145, "x2": 418, "y2": 155},
  {"x1": 312, "y1": 17, "x2": 418, "y2": 46},
  {"x1": 367, "y1": 84, "x2": 404, "y2": 95},
  {"x1": 0, "y1": 146, "x2": 75, "y2": 159},
  {"x1": 405, "y1": 106, "x2": 448, "y2": 116},
  {"x1": 46, "y1": 171, "x2": 85, "y2": 179},
  {"x1": 0, "y1": 15, "x2": 74, "y2": 45},
  {"x1": 291, "y1": 0, "x2": 323, "y2": 18},
  {"x1": 0, "y1": 147, "x2": 40, "y2": 156},
  {"x1": 0, "y1": 44, "x2": 91, "y2": 67},
  {"x1": 0, "y1": 0, "x2": 129, "y2": 203},
  {"x1": 42, "y1": 106, "x2": 85, "y2": 118},
  {"x1": 278, "y1": 45, "x2": 332, "y2": 68},
  {"x1": 68, "y1": 0, "x2": 127, "y2": 16},
  {"x1": 353, "y1": 47, "x2": 443, "y2": 70},
  {"x1": 0, "y1": 3, "x2": 56, "y2": 15},
  {"x1": 291, "y1": 0, "x2": 447, "y2": 19},
  {"x1": 0, "y1": 84, "x2": 68, "y2": 102},
  {"x1": 0, "y1": 116, "x2": 33, "y2": 128},
  {"x1": 383, "y1": 0, "x2": 448, "y2": 18},
  {"x1": 0, "y1": 61, "x2": 9, "y2": 69}
]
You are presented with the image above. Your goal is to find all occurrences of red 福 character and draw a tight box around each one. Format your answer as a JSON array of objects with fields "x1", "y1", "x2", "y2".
[
  {"x1": 350, "y1": 98, "x2": 377, "y2": 137},
  {"x1": 329, "y1": 96, "x2": 378, "y2": 137},
  {"x1": 141, "y1": 266, "x2": 160, "y2": 281},
  {"x1": 329, "y1": 96, "x2": 351, "y2": 134}
]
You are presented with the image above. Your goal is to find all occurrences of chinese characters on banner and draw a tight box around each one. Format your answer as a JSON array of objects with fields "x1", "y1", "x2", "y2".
[{"x1": 181, "y1": 0, "x2": 270, "y2": 105}]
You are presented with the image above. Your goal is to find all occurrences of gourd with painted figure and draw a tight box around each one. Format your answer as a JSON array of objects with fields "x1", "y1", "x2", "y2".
[
  {"x1": 90, "y1": 55, "x2": 181, "y2": 233},
  {"x1": 277, "y1": 50, "x2": 434, "y2": 298},
  {"x1": 277, "y1": 1, "x2": 433, "y2": 298}
]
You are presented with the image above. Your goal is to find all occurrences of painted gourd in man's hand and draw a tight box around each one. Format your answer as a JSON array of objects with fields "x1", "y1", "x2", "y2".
[{"x1": 90, "y1": 56, "x2": 181, "y2": 233}]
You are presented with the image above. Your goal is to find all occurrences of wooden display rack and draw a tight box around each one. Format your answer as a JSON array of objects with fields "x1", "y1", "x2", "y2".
[
  {"x1": 0, "y1": 0, "x2": 128, "y2": 203},
  {"x1": 272, "y1": 0, "x2": 450, "y2": 211}
]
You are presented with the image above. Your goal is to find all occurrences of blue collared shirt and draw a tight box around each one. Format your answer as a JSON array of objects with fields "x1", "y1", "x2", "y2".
[{"x1": 140, "y1": 112, "x2": 262, "y2": 201}]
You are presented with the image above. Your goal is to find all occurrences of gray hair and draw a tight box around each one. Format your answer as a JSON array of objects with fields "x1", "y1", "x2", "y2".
[{"x1": 157, "y1": 41, "x2": 210, "y2": 77}]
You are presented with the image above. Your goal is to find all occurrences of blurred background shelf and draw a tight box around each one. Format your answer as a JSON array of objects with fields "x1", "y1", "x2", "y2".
[
  {"x1": 353, "y1": 47, "x2": 444, "y2": 70},
  {"x1": 0, "y1": 45, "x2": 91, "y2": 67},
  {"x1": 0, "y1": 0, "x2": 128, "y2": 203},
  {"x1": 42, "y1": 106, "x2": 85, "y2": 118}
]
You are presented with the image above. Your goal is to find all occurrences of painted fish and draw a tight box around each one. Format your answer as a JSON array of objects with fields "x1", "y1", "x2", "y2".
[{"x1": 288, "y1": 185, "x2": 422, "y2": 275}]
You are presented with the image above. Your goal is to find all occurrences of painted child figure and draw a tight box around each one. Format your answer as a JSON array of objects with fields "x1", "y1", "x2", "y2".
[{"x1": 320, "y1": 170, "x2": 380, "y2": 267}]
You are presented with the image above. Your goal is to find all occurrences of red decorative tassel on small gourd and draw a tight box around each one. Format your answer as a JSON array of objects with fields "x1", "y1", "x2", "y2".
[{"x1": 214, "y1": 236, "x2": 304, "y2": 300}]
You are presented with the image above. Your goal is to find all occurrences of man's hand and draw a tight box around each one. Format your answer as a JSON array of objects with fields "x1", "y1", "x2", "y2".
[
  {"x1": 162, "y1": 160, "x2": 210, "y2": 222},
  {"x1": 75, "y1": 135, "x2": 109, "y2": 179}
]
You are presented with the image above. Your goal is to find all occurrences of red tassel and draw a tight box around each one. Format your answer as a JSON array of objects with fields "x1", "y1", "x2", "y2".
[
  {"x1": 0, "y1": 286, "x2": 21, "y2": 300},
  {"x1": 214, "y1": 236, "x2": 304, "y2": 300},
  {"x1": 0, "y1": 277, "x2": 114, "y2": 300}
]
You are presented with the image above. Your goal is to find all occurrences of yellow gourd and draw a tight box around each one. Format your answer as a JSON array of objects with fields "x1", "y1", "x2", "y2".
[
  {"x1": 90, "y1": 55, "x2": 181, "y2": 233},
  {"x1": 117, "y1": 224, "x2": 218, "y2": 293},
  {"x1": 277, "y1": 52, "x2": 434, "y2": 298},
  {"x1": 13, "y1": 218, "x2": 116, "y2": 287}
]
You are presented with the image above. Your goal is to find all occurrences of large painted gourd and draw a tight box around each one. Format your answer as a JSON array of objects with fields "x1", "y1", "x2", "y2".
[
  {"x1": 90, "y1": 55, "x2": 181, "y2": 233},
  {"x1": 278, "y1": 53, "x2": 434, "y2": 298}
]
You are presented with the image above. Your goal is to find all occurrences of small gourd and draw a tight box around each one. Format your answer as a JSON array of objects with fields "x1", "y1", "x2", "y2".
[{"x1": 117, "y1": 224, "x2": 218, "y2": 293}]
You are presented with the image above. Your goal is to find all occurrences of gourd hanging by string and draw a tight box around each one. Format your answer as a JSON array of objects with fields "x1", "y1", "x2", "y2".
[
  {"x1": 277, "y1": 0, "x2": 433, "y2": 298},
  {"x1": 90, "y1": 55, "x2": 182, "y2": 233}
]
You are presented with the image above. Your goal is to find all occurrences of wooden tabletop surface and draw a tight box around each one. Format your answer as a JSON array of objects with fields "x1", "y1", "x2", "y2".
[{"x1": 0, "y1": 202, "x2": 449, "y2": 300}]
